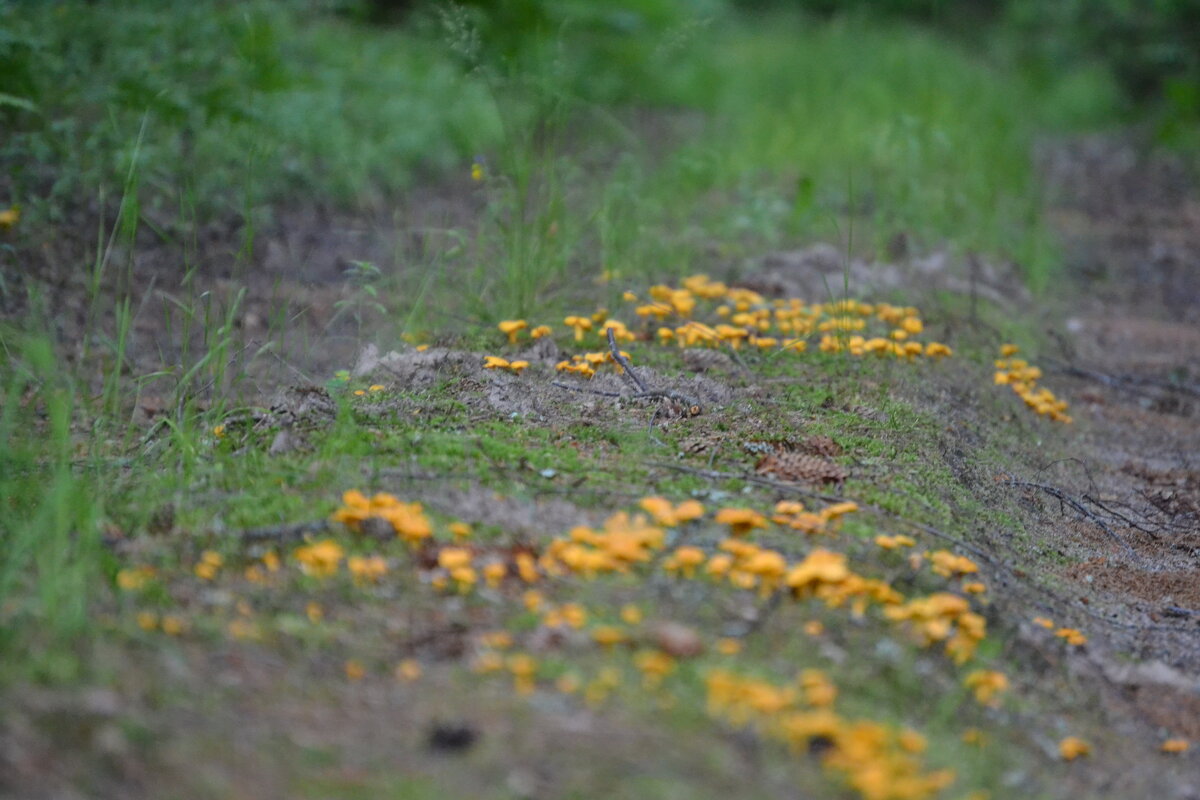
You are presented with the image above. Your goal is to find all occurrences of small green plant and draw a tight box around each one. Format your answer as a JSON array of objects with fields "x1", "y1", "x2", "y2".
[{"x1": 330, "y1": 260, "x2": 388, "y2": 339}]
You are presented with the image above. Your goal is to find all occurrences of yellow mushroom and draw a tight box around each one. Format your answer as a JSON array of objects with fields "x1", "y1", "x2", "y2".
[
  {"x1": 498, "y1": 319, "x2": 528, "y2": 344},
  {"x1": 564, "y1": 315, "x2": 593, "y2": 342}
]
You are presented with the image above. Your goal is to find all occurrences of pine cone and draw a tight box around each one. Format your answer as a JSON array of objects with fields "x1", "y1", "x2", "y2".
[{"x1": 756, "y1": 451, "x2": 848, "y2": 485}]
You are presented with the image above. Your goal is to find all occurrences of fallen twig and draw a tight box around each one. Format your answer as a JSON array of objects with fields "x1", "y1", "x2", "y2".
[
  {"x1": 1001, "y1": 476, "x2": 1141, "y2": 561},
  {"x1": 551, "y1": 381, "x2": 624, "y2": 398},
  {"x1": 1044, "y1": 359, "x2": 1200, "y2": 399},
  {"x1": 234, "y1": 520, "x2": 330, "y2": 543},
  {"x1": 607, "y1": 327, "x2": 649, "y2": 393},
  {"x1": 645, "y1": 460, "x2": 834, "y2": 500},
  {"x1": 1079, "y1": 492, "x2": 1162, "y2": 536},
  {"x1": 551, "y1": 382, "x2": 703, "y2": 410}
]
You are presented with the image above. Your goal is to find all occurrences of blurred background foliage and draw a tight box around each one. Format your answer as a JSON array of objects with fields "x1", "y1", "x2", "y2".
[
  {"x1": 0, "y1": 0, "x2": 1194, "y2": 280},
  {"x1": 2, "y1": 0, "x2": 1195, "y2": 209}
]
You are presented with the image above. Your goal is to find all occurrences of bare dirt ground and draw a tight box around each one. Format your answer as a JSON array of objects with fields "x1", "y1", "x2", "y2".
[{"x1": 1022, "y1": 137, "x2": 1200, "y2": 750}]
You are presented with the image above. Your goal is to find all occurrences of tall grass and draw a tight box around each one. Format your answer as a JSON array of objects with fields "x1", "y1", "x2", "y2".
[
  {"x1": 444, "y1": 10, "x2": 1119, "y2": 318},
  {"x1": 673, "y1": 15, "x2": 1118, "y2": 287},
  {"x1": 3, "y1": 2, "x2": 1119, "y2": 326},
  {"x1": 0, "y1": 327, "x2": 104, "y2": 684}
]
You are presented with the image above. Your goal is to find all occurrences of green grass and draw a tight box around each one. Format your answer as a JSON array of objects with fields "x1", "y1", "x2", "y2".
[
  {"x1": 1, "y1": 1, "x2": 501, "y2": 219},
  {"x1": 3, "y1": 2, "x2": 1118, "y2": 321},
  {"x1": 0, "y1": 330, "x2": 105, "y2": 683}
]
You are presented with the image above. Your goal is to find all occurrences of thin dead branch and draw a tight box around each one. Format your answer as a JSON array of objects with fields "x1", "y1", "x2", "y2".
[
  {"x1": 1001, "y1": 476, "x2": 1141, "y2": 561},
  {"x1": 1044, "y1": 358, "x2": 1200, "y2": 399},
  {"x1": 607, "y1": 327, "x2": 649, "y2": 393},
  {"x1": 234, "y1": 520, "x2": 331, "y2": 543}
]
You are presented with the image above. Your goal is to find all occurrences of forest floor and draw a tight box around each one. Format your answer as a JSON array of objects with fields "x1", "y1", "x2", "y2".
[{"x1": 3, "y1": 131, "x2": 1200, "y2": 800}]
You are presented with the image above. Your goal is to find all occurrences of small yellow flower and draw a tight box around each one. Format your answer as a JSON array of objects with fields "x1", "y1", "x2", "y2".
[
  {"x1": 898, "y1": 728, "x2": 927, "y2": 753},
  {"x1": 136, "y1": 611, "x2": 159, "y2": 631},
  {"x1": 482, "y1": 560, "x2": 507, "y2": 588},
  {"x1": 212, "y1": 424, "x2": 226, "y2": 438},
  {"x1": 194, "y1": 550, "x2": 224, "y2": 581},
  {"x1": 438, "y1": 547, "x2": 472, "y2": 571},
  {"x1": 450, "y1": 566, "x2": 477, "y2": 592},
  {"x1": 515, "y1": 552, "x2": 539, "y2": 583},
  {"x1": 0, "y1": 205, "x2": 20, "y2": 229},
  {"x1": 1055, "y1": 627, "x2": 1088, "y2": 646},
  {"x1": 1059, "y1": 736, "x2": 1091, "y2": 761},
  {"x1": 665, "y1": 546, "x2": 706, "y2": 578},
  {"x1": 227, "y1": 619, "x2": 259, "y2": 640},
  {"x1": 715, "y1": 638, "x2": 742, "y2": 655},
  {"x1": 507, "y1": 653, "x2": 537, "y2": 678},
  {"x1": 470, "y1": 162, "x2": 485, "y2": 182},
  {"x1": 473, "y1": 652, "x2": 504, "y2": 673},
  {"x1": 591, "y1": 626, "x2": 627, "y2": 647},
  {"x1": 964, "y1": 669, "x2": 1009, "y2": 706},
  {"x1": 293, "y1": 540, "x2": 343, "y2": 578},
  {"x1": 116, "y1": 566, "x2": 155, "y2": 591},
  {"x1": 639, "y1": 496, "x2": 678, "y2": 526},
  {"x1": 633, "y1": 650, "x2": 676, "y2": 687},
  {"x1": 928, "y1": 549, "x2": 979, "y2": 577},
  {"x1": 620, "y1": 604, "x2": 643, "y2": 625},
  {"x1": 347, "y1": 554, "x2": 388, "y2": 584},
  {"x1": 674, "y1": 500, "x2": 705, "y2": 522},
  {"x1": 395, "y1": 659, "x2": 422, "y2": 682},
  {"x1": 523, "y1": 590, "x2": 543, "y2": 612},
  {"x1": 345, "y1": 660, "x2": 365, "y2": 681},
  {"x1": 560, "y1": 602, "x2": 587, "y2": 629},
  {"x1": 480, "y1": 631, "x2": 513, "y2": 649},
  {"x1": 160, "y1": 615, "x2": 186, "y2": 636},
  {"x1": 706, "y1": 553, "x2": 733, "y2": 578},
  {"x1": 874, "y1": 534, "x2": 916, "y2": 550}
]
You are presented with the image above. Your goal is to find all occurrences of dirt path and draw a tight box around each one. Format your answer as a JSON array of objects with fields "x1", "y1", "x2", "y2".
[{"x1": 1025, "y1": 137, "x2": 1200, "y2": 750}]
